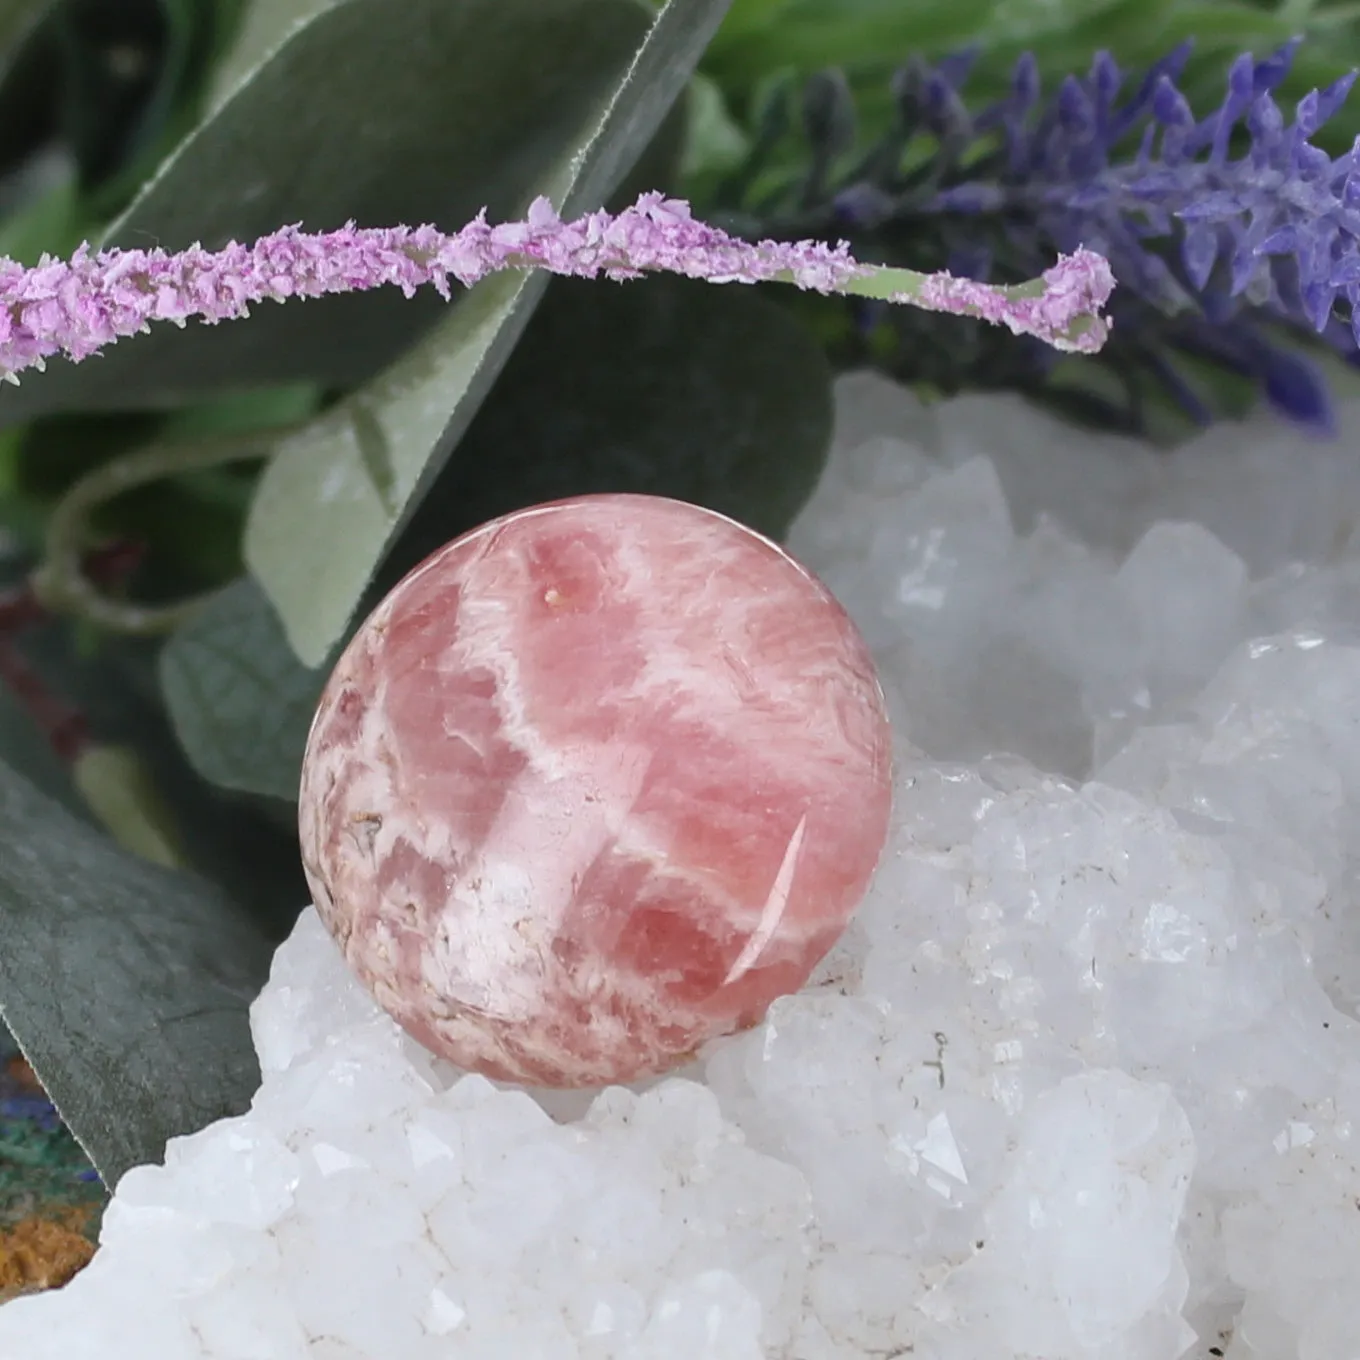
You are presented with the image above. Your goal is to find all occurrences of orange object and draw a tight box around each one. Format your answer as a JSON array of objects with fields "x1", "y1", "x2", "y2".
[
  {"x1": 3, "y1": 1056, "x2": 41, "y2": 1094},
  {"x1": 0, "y1": 1211, "x2": 97, "y2": 1300}
]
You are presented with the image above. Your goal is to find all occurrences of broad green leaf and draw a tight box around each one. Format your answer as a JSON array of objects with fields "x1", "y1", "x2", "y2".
[
  {"x1": 156, "y1": 380, "x2": 321, "y2": 441},
  {"x1": 704, "y1": 0, "x2": 998, "y2": 88},
  {"x1": 0, "y1": 0, "x2": 666, "y2": 424},
  {"x1": 0, "y1": 0, "x2": 51, "y2": 59},
  {"x1": 0, "y1": 562, "x2": 95, "y2": 820},
  {"x1": 384, "y1": 275, "x2": 835, "y2": 579},
  {"x1": 83, "y1": 0, "x2": 232, "y2": 206},
  {"x1": 0, "y1": 157, "x2": 80, "y2": 265},
  {"x1": 0, "y1": 756, "x2": 276, "y2": 1190},
  {"x1": 0, "y1": 685, "x2": 87, "y2": 818},
  {"x1": 242, "y1": 270, "x2": 539, "y2": 669},
  {"x1": 0, "y1": 0, "x2": 223, "y2": 224},
  {"x1": 708, "y1": 0, "x2": 789, "y2": 44},
  {"x1": 244, "y1": 0, "x2": 734, "y2": 666},
  {"x1": 0, "y1": 2, "x2": 63, "y2": 179},
  {"x1": 680, "y1": 74, "x2": 751, "y2": 182},
  {"x1": 205, "y1": 0, "x2": 335, "y2": 113},
  {"x1": 159, "y1": 576, "x2": 324, "y2": 802},
  {"x1": 73, "y1": 743, "x2": 191, "y2": 871}
]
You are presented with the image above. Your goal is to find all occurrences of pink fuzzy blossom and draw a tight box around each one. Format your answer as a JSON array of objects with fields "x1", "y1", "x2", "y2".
[{"x1": 0, "y1": 193, "x2": 1113, "y2": 381}]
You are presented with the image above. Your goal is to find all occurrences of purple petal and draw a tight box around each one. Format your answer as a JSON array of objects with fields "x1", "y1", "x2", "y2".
[
  {"x1": 1175, "y1": 191, "x2": 1249, "y2": 222},
  {"x1": 1330, "y1": 256, "x2": 1360, "y2": 286},
  {"x1": 1209, "y1": 52, "x2": 1258, "y2": 163},
  {"x1": 1109, "y1": 39, "x2": 1194, "y2": 141},
  {"x1": 929, "y1": 183, "x2": 1006, "y2": 212},
  {"x1": 1153, "y1": 75, "x2": 1194, "y2": 127},
  {"x1": 1294, "y1": 88, "x2": 1322, "y2": 139},
  {"x1": 833, "y1": 182, "x2": 895, "y2": 228},
  {"x1": 1010, "y1": 52, "x2": 1040, "y2": 112},
  {"x1": 1253, "y1": 38, "x2": 1302, "y2": 97},
  {"x1": 1248, "y1": 94, "x2": 1286, "y2": 164},
  {"x1": 1315, "y1": 71, "x2": 1359, "y2": 125},
  {"x1": 1058, "y1": 75, "x2": 1094, "y2": 132},
  {"x1": 1293, "y1": 143, "x2": 1332, "y2": 178},
  {"x1": 935, "y1": 47, "x2": 980, "y2": 89},
  {"x1": 1256, "y1": 225, "x2": 1308, "y2": 255},
  {"x1": 1066, "y1": 183, "x2": 1115, "y2": 210},
  {"x1": 1230, "y1": 245, "x2": 1264, "y2": 296},
  {"x1": 1302, "y1": 277, "x2": 1338, "y2": 331},
  {"x1": 1260, "y1": 340, "x2": 1333, "y2": 431},
  {"x1": 1181, "y1": 222, "x2": 1219, "y2": 290},
  {"x1": 1090, "y1": 50, "x2": 1122, "y2": 109}
]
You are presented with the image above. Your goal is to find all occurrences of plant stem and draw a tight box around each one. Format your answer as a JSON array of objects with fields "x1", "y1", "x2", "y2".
[{"x1": 29, "y1": 430, "x2": 279, "y2": 635}]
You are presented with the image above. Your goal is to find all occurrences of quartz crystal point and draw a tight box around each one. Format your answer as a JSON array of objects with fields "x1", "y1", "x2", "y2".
[{"x1": 298, "y1": 493, "x2": 893, "y2": 1086}]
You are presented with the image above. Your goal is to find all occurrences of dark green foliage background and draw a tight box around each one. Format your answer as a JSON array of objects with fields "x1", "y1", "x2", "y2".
[{"x1": 3, "y1": 0, "x2": 1360, "y2": 1199}]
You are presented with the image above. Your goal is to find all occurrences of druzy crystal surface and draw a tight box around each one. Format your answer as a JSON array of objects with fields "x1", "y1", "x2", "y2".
[{"x1": 297, "y1": 493, "x2": 894, "y2": 1087}]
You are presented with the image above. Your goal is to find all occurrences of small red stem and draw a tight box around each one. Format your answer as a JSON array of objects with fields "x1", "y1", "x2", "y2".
[
  {"x1": 0, "y1": 538, "x2": 146, "y2": 765},
  {"x1": 82, "y1": 539, "x2": 146, "y2": 589},
  {"x1": 0, "y1": 639, "x2": 89, "y2": 762}
]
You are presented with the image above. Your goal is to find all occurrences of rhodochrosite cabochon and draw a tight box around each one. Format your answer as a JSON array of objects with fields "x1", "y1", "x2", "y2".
[{"x1": 298, "y1": 493, "x2": 893, "y2": 1086}]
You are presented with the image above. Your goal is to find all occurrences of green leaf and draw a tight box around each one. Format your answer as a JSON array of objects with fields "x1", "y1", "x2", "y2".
[
  {"x1": 0, "y1": 0, "x2": 53, "y2": 61},
  {"x1": 0, "y1": 2, "x2": 64, "y2": 182},
  {"x1": 156, "y1": 381, "x2": 321, "y2": 442},
  {"x1": 708, "y1": 0, "x2": 789, "y2": 44},
  {"x1": 704, "y1": 0, "x2": 998, "y2": 88},
  {"x1": 0, "y1": 756, "x2": 276, "y2": 1190},
  {"x1": 0, "y1": 157, "x2": 80, "y2": 265},
  {"x1": 243, "y1": 0, "x2": 734, "y2": 666},
  {"x1": 72, "y1": 0, "x2": 235, "y2": 217},
  {"x1": 204, "y1": 0, "x2": 335, "y2": 113},
  {"x1": 0, "y1": 0, "x2": 681, "y2": 424},
  {"x1": 679, "y1": 73, "x2": 751, "y2": 182},
  {"x1": 0, "y1": 563, "x2": 94, "y2": 820},
  {"x1": 385, "y1": 275, "x2": 834, "y2": 576},
  {"x1": 0, "y1": 683, "x2": 88, "y2": 819},
  {"x1": 159, "y1": 576, "x2": 323, "y2": 802},
  {"x1": 73, "y1": 742, "x2": 192, "y2": 871},
  {"x1": 241, "y1": 271, "x2": 540, "y2": 669}
]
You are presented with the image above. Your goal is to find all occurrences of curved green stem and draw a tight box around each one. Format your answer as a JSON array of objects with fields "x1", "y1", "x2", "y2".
[{"x1": 30, "y1": 430, "x2": 283, "y2": 635}]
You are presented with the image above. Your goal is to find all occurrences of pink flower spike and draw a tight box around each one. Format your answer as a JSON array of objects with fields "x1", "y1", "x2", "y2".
[
  {"x1": 0, "y1": 195, "x2": 1115, "y2": 381},
  {"x1": 853, "y1": 248, "x2": 1117, "y2": 353}
]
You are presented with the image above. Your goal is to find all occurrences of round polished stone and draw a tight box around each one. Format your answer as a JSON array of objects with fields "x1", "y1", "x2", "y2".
[{"x1": 299, "y1": 493, "x2": 892, "y2": 1086}]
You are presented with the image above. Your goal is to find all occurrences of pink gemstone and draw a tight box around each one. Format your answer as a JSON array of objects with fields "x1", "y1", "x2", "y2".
[{"x1": 298, "y1": 493, "x2": 892, "y2": 1087}]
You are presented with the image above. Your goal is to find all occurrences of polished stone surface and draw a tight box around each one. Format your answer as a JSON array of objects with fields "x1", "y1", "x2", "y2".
[{"x1": 299, "y1": 494, "x2": 893, "y2": 1085}]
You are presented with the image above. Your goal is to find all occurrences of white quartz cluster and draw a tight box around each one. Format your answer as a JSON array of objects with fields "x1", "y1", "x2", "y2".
[{"x1": 3, "y1": 373, "x2": 1360, "y2": 1359}]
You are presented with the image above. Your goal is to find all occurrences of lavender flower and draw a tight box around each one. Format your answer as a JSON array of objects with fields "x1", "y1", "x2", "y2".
[
  {"x1": 0, "y1": 193, "x2": 1113, "y2": 382},
  {"x1": 716, "y1": 40, "x2": 1360, "y2": 433}
]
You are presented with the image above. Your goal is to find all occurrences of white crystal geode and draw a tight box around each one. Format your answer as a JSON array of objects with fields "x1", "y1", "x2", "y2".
[{"x1": 2, "y1": 374, "x2": 1360, "y2": 1359}]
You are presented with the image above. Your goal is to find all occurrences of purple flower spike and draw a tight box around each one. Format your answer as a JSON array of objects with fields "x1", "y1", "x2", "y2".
[{"x1": 0, "y1": 194, "x2": 1113, "y2": 381}]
